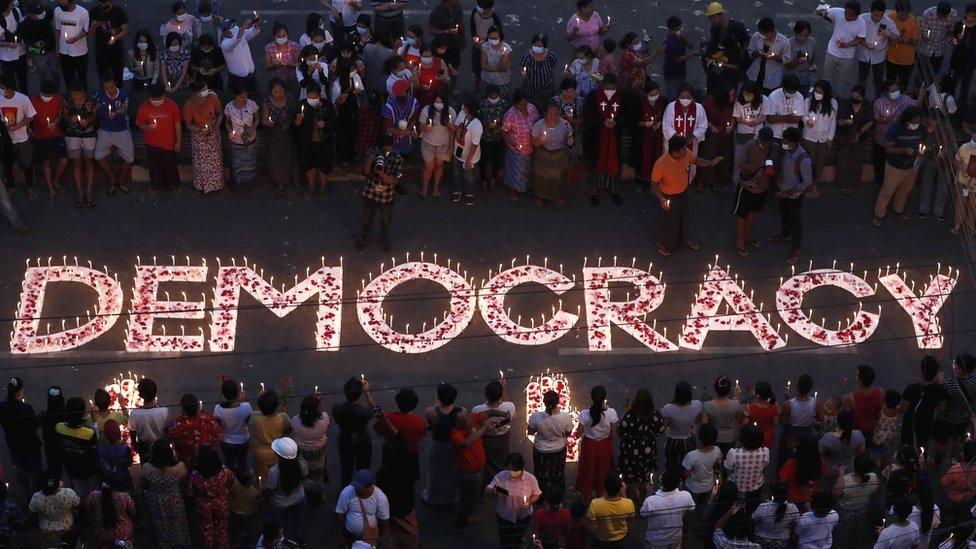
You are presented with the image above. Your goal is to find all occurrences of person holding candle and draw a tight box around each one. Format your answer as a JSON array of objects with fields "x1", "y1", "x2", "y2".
[
  {"x1": 213, "y1": 378, "x2": 252, "y2": 473},
  {"x1": 89, "y1": 0, "x2": 127, "y2": 88},
  {"x1": 417, "y1": 89, "x2": 453, "y2": 198},
  {"x1": 182, "y1": 79, "x2": 224, "y2": 193},
  {"x1": 500, "y1": 89, "x2": 538, "y2": 200},
  {"x1": 480, "y1": 25, "x2": 511, "y2": 98},
  {"x1": 294, "y1": 81, "x2": 335, "y2": 199},
  {"x1": 29, "y1": 80, "x2": 67, "y2": 204},
  {"x1": 54, "y1": 397, "x2": 99, "y2": 499},
  {"x1": 651, "y1": 135, "x2": 723, "y2": 256},
  {"x1": 166, "y1": 393, "x2": 223, "y2": 469},
  {"x1": 298, "y1": 12, "x2": 328, "y2": 50},
  {"x1": 219, "y1": 14, "x2": 260, "y2": 95},
  {"x1": 582, "y1": 74, "x2": 624, "y2": 206},
  {"x1": 834, "y1": 84, "x2": 874, "y2": 194},
  {"x1": 777, "y1": 374, "x2": 818, "y2": 468},
  {"x1": 663, "y1": 17, "x2": 699, "y2": 101},
  {"x1": 20, "y1": 3, "x2": 59, "y2": 90},
  {"x1": 53, "y1": 0, "x2": 90, "y2": 90},
  {"x1": 703, "y1": 3, "x2": 749, "y2": 91},
  {"x1": 750, "y1": 482, "x2": 799, "y2": 547},
  {"x1": 771, "y1": 129, "x2": 811, "y2": 262},
  {"x1": 380, "y1": 77, "x2": 418, "y2": 162},
  {"x1": 572, "y1": 385, "x2": 617, "y2": 504},
  {"x1": 296, "y1": 44, "x2": 328, "y2": 101},
  {"x1": 290, "y1": 397, "x2": 332, "y2": 502},
  {"x1": 816, "y1": 1, "x2": 866, "y2": 101},
  {"x1": 872, "y1": 80, "x2": 916, "y2": 186},
  {"x1": 856, "y1": 0, "x2": 898, "y2": 98},
  {"x1": 519, "y1": 33, "x2": 557, "y2": 110},
  {"x1": 396, "y1": 24, "x2": 422, "y2": 66},
  {"x1": 872, "y1": 104, "x2": 923, "y2": 227},
  {"x1": 529, "y1": 101, "x2": 572, "y2": 206},
  {"x1": 141, "y1": 439, "x2": 192, "y2": 547},
  {"x1": 373, "y1": 388, "x2": 426, "y2": 549},
  {"x1": 746, "y1": 17, "x2": 791, "y2": 95},
  {"x1": 447, "y1": 98, "x2": 481, "y2": 205},
  {"x1": 60, "y1": 81, "x2": 96, "y2": 205},
  {"x1": 422, "y1": 382, "x2": 458, "y2": 505},
  {"x1": 248, "y1": 389, "x2": 290, "y2": 487},
  {"x1": 662, "y1": 83, "x2": 709, "y2": 184},
  {"x1": 264, "y1": 437, "x2": 308, "y2": 544},
  {"x1": 127, "y1": 378, "x2": 169, "y2": 460},
  {"x1": 160, "y1": 32, "x2": 191, "y2": 93},
  {"x1": 566, "y1": 45, "x2": 599, "y2": 99},
  {"x1": 552, "y1": 78, "x2": 584, "y2": 170},
  {"x1": 785, "y1": 21, "x2": 819, "y2": 95},
  {"x1": 188, "y1": 445, "x2": 236, "y2": 549},
  {"x1": 92, "y1": 74, "x2": 133, "y2": 195},
  {"x1": 527, "y1": 390, "x2": 573, "y2": 502},
  {"x1": 565, "y1": 0, "x2": 607, "y2": 51},
  {"x1": 477, "y1": 84, "x2": 508, "y2": 194},
  {"x1": 357, "y1": 133, "x2": 401, "y2": 249},
  {"x1": 451, "y1": 407, "x2": 502, "y2": 528},
  {"x1": 188, "y1": 33, "x2": 225, "y2": 92},
  {"x1": 801, "y1": 80, "x2": 837, "y2": 197},
  {"x1": 427, "y1": 0, "x2": 463, "y2": 72},
  {"x1": 469, "y1": 0, "x2": 500, "y2": 86},
  {"x1": 731, "y1": 80, "x2": 768, "y2": 183},
  {"x1": 639, "y1": 468, "x2": 697, "y2": 548},
  {"x1": 885, "y1": 0, "x2": 919, "y2": 89},
  {"x1": 330, "y1": 58, "x2": 362, "y2": 171},
  {"x1": 415, "y1": 43, "x2": 449, "y2": 106},
  {"x1": 952, "y1": 128, "x2": 976, "y2": 236},
  {"x1": 918, "y1": 1, "x2": 956, "y2": 74},
  {"x1": 264, "y1": 22, "x2": 299, "y2": 90},
  {"x1": 135, "y1": 83, "x2": 182, "y2": 195},
  {"x1": 743, "y1": 381, "x2": 781, "y2": 449},
  {"x1": 618, "y1": 32, "x2": 664, "y2": 93},
  {"x1": 223, "y1": 81, "x2": 259, "y2": 193},
  {"x1": 697, "y1": 83, "x2": 734, "y2": 193},
  {"x1": 765, "y1": 73, "x2": 805, "y2": 144},
  {"x1": 160, "y1": 1, "x2": 200, "y2": 49},
  {"x1": 916, "y1": 109, "x2": 948, "y2": 220},
  {"x1": 127, "y1": 29, "x2": 159, "y2": 92},
  {"x1": 0, "y1": 0, "x2": 27, "y2": 94},
  {"x1": 196, "y1": 1, "x2": 222, "y2": 42},
  {"x1": 485, "y1": 453, "x2": 541, "y2": 548}
]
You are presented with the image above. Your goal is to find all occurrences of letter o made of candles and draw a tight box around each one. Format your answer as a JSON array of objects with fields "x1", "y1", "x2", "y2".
[
  {"x1": 357, "y1": 262, "x2": 477, "y2": 353},
  {"x1": 776, "y1": 269, "x2": 880, "y2": 346},
  {"x1": 478, "y1": 265, "x2": 579, "y2": 344}
]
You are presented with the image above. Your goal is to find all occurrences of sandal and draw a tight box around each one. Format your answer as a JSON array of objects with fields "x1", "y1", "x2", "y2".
[
  {"x1": 418, "y1": 191, "x2": 429, "y2": 199},
  {"x1": 951, "y1": 226, "x2": 961, "y2": 235},
  {"x1": 275, "y1": 186, "x2": 285, "y2": 196},
  {"x1": 872, "y1": 216, "x2": 882, "y2": 228},
  {"x1": 120, "y1": 185, "x2": 131, "y2": 194},
  {"x1": 106, "y1": 184, "x2": 116, "y2": 196},
  {"x1": 75, "y1": 199, "x2": 84, "y2": 208},
  {"x1": 451, "y1": 192, "x2": 461, "y2": 203},
  {"x1": 695, "y1": 183, "x2": 706, "y2": 193},
  {"x1": 44, "y1": 194, "x2": 55, "y2": 205},
  {"x1": 685, "y1": 240, "x2": 701, "y2": 251},
  {"x1": 899, "y1": 211, "x2": 911, "y2": 221},
  {"x1": 736, "y1": 247, "x2": 749, "y2": 257},
  {"x1": 86, "y1": 199, "x2": 97, "y2": 208},
  {"x1": 768, "y1": 234, "x2": 791, "y2": 242},
  {"x1": 657, "y1": 244, "x2": 672, "y2": 257},
  {"x1": 745, "y1": 240, "x2": 761, "y2": 248}
]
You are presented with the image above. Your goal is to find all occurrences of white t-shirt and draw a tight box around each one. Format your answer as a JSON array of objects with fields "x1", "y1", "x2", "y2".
[
  {"x1": 765, "y1": 88, "x2": 807, "y2": 139},
  {"x1": 795, "y1": 510, "x2": 839, "y2": 548},
  {"x1": 825, "y1": 7, "x2": 867, "y2": 59},
  {"x1": 681, "y1": 447, "x2": 723, "y2": 494},
  {"x1": 266, "y1": 459, "x2": 308, "y2": 508},
  {"x1": 213, "y1": 402, "x2": 252, "y2": 445},
  {"x1": 53, "y1": 4, "x2": 89, "y2": 57},
  {"x1": 527, "y1": 411, "x2": 573, "y2": 452},
  {"x1": 418, "y1": 104, "x2": 456, "y2": 146},
  {"x1": 128, "y1": 406, "x2": 170, "y2": 444},
  {"x1": 578, "y1": 407, "x2": 618, "y2": 440},
  {"x1": 335, "y1": 485, "x2": 390, "y2": 537},
  {"x1": 471, "y1": 401, "x2": 516, "y2": 436},
  {"x1": 733, "y1": 98, "x2": 769, "y2": 136},
  {"x1": 220, "y1": 26, "x2": 259, "y2": 77},
  {"x1": 640, "y1": 489, "x2": 696, "y2": 544},
  {"x1": 453, "y1": 113, "x2": 483, "y2": 164},
  {"x1": 338, "y1": 0, "x2": 361, "y2": 28},
  {"x1": 0, "y1": 12, "x2": 23, "y2": 62},
  {"x1": 873, "y1": 521, "x2": 919, "y2": 548},
  {"x1": 0, "y1": 91, "x2": 34, "y2": 144},
  {"x1": 857, "y1": 13, "x2": 899, "y2": 64}
]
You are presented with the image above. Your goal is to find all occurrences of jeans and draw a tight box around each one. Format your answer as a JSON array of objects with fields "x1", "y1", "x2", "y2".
[
  {"x1": 220, "y1": 440, "x2": 249, "y2": 472},
  {"x1": 0, "y1": 57, "x2": 28, "y2": 93},
  {"x1": 0, "y1": 178, "x2": 24, "y2": 229},
  {"x1": 918, "y1": 156, "x2": 948, "y2": 217},
  {"x1": 858, "y1": 60, "x2": 885, "y2": 98},
  {"x1": 778, "y1": 195, "x2": 803, "y2": 253},
  {"x1": 823, "y1": 54, "x2": 858, "y2": 98},
  {"x1": 362, "y1": 197, "x2": 392, "y2": 239},
  {"x1": 30, "y1": 52, "x2": 60, "y2": 88},
  {"x1": 272, "y1": 498, "x2": 306, "y2": 543},
  {"x1": 59, "y1": 53, "x2": 88, "y2": 90},
  {"x1": 338, "y1": 437, "x2": 372, "y2": 488},
  {"x1": 452, "y1": 157, "x2": 478, "y2": 195}
]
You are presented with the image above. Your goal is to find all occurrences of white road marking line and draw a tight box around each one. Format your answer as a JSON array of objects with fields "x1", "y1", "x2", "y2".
[
  {"x1": 558, "y1": 346, "x2": 858, "y2": 355},
  {"x1": 241, "y1": 9, "x2": 429, "y2": 15}
]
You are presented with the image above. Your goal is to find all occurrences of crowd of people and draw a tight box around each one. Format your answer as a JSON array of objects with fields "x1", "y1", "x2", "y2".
[
  {"x1": 0, "y1": 355, "x2": 974, "y2": 547},
  {"x1": 0, "y1": 0, "x2": 971, "y2": 258}
]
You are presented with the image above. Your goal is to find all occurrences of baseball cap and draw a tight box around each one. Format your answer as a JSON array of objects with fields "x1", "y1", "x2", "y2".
[
  {"x1": 221, "y1": 19, "x2": 236, "y2": 32},
  {"x1": 705, "y1": 2, "x2": 725, "y2": 16},
  {"x1": 757, "y1": 127, "x2": 774, "y2": 142},
  {"x1": 270, "y1": 437, "x2": 298, "y2": 460},
  {"x1": 351, "y1": 469, "x2": 375, "y2": 490}
]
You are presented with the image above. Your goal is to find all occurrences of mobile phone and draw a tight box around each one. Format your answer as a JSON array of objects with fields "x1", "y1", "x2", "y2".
[
  {"x1": 880, "y1": 23, "x2": 887, "y2": 30},
  {"x1": 497, "y1": 417, "x2": 512, "y2": 426},
  {"x1": 496, "y1": 486, "x2": 510, "y2": 495}
]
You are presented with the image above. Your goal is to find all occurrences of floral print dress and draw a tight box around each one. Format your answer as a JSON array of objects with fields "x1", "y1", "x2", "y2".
[
  {"x1": 263, "y1": 96, "x2": 298, "y2": 190},
  {"x1": 144, "y1": 466, "x2": 191, "y2": 548},
  {"x1": 190, "y1": 466, "x2": 236, "y2": 549},
  {"x1": 161, "y1": 47, "x2": 192, "y2": 91},
  {"x1": 616, "y1": 411, "x2": 666, "y2": 483}
]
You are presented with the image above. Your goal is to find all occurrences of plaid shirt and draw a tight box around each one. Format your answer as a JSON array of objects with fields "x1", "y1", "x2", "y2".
[
  {"x1": 362, "y1": 146, "x2": 402, "y2": 203},
  {"x1": 724, "y1": 447, "x2": 769, "y2": 493},
  {"x1": 918, "y1": 6, "x2": 958, "y2": 57},
  {"x1": 501, "y1": 103, "x2": 540, "y2": 155},
  {"x1": 356, "y1": 106, "x2": 382, "y2": 155}
]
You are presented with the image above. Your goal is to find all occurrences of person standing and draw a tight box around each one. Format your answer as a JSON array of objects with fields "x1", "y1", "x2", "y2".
[
  {"x1": 141, "y1": 439, "x2": 192, "y2": 548},
  {"x1": 89, "y1": 0, "x2": 127, "y2": 87},
  {"x1": 794, "y1": 491, "x2": 840, "y2": 547},
  {"x1": 872, "y1": 105, "x2": 923, "y2": 227},
  {"x1": 219, "y1": 14, "x2": 260, "y2": 94},
  {"x1": 530, "y1": 101, "x2": 572, "y2": 206},
  {"x1": 371, "y1": 0, "x2": 406, "y2": 43},
  {"x1": 527, "y1": 390, "x2": 574, "y2": 501},
  {"x1": 55, "y1": 397, "x2": 99, "y2": 499},
  {"x1": 500, "y1": 90, "x2": 538, "y2": 200},
  {"x1": 53, "y1": 0, "x2": 89, "y2": 90},
  {"x1": 698, "y1": 83, "x2": 734, "y2": 192},
  {"x1": 160, "y1": 1, "x2": 200, "y2": 47},
  {"x1": 747, "y1": 17, "x2": 791, "y2": 94},
  {"x1": 357, "y1": 133, "x2": 401, "y2": 250},
  {"x1": 451, "y1": 407, "x2": 500, "y2": 528},
  {"x1": 266, "y1": 437, "x2": 308, "y2": 544},
  {"x1": 373, "y1": 388, "x2": 427, "y2": 549},
  {"x1": 583, "y1": 74, "x2": 622, "y2": 205},
  {"x1": 128, "y1": 29, "x2": 160, "y2": 92},
  {"x1": 332, "y1": 377, "x2": 376, "y2": 490},
  {"x1": 380, "y1": 78, "x2": 418, "y2": 163},
  {"x1": 61, "y1": 81, "x2": 95, "y2": 205},
  {"x1": 417, "y1": 91, "x2": 453, "y2": 198},
  {"x1": 856, "y1": 0, "x2": 898, "y2": 99},
  {"x1": 950, "y1": 5, "x2": 976, "y2": 114},
  {"x1": 294, "y1": 81, "x2": 335, "y2": 199},
  {"x1": 188, "y1": 445, "x2": 236, "y2": 549},
  {"x1": 93, "y1": 74, "x2": 134, "y2": 194},
  {"x1": 0, "y1": 1, "x2": 27, "y2": 94},
  {"x1": 166, "y1": 394, "x2": 223, "y2": 469},
  {"x1": 264, "y1": 22, "x2": 299, "y2": 89},
  {"x1": 0, "y1": 377, "x2": 42, "y2": 498},
  {"x1": 182, "y1": 79, "x2": 223, "y2": 193},
  {"x1": 834, "y1": 84, "x2": 874, "y2": 194},
  {"x1": 472, "y1": 378, "x2": 516, "y2": 491},
  {"x1": 618, "y1": 32, "x2": 664, "y2": 93},
  {"x1": 566, "y1": 0, "x2": 607, "y2": 51},
  {"x1": 85, "y1": 480, "x2": 136, "y2": 547},
  {"x1": 223, "y1": 82, "x2": 259, "y2": 193},
  {"x1": 262, "y1": 77, "x2": 298, "y2": 193},
  {"x1": 786, "y1": 21, "x2": 819, "y2": 93},
  {"x1": 519, "y1": 33, "x2": 558, "y2": 107},
  {"x1": 249, "y1": 389, "x2": 290, "y2": 486},
  {"x1": 20, "y1": 3, "x2": 59, "y2": 89},
  {"x1": 486, "y1": 453, "x2": 542, "y2": 549},
  {"x1": 662, "y1": 83, "x2": 709, "y2": 184},
  {"x1": 617, "y1": 389, "x2": 665, "y2": 503},
  {"x1": 469, "y1": 0, "x2": 500, "y2": 86},
  {"x1": 639, "y1": 469, "x2": 696, "y2": 548},
  {"x1": 0, "y1": 76, "x2": 35, "y2": 199},
  {"x1": 188, "y1": 33, "x2": 224, "y2": 91},
  {"x1": 29, "y1": 472, "x2": 80, "y2": 547},
  {"x1": 422, "y1": 383, "x2": 458, "y2": 505},
  {"x1": 885, "y1": 0, "x2": 918, "y2": 89},
  {"x1": 732, "y1": 81, "x2": 769, "y2": 184},
  {"x1": 336, "y1": 469, "x2": 390, "y2": 546},
  {"x1": 127, "y1": 378, "x2": 169, "y2": 459},
  {"x1": 428, "y1": 0, "x2": 463, "y2": 71},
  {"x1": 917, "y1": 110, "x2": 948, "y2": 220},
  {"x1": 817, "y1": 1, "x2": 866, "y2": 99},
  {"x1": 29, "y1": 81, "x2": 67, "y2": 203},
  {"x1": 724, "y1": 425, "x2": 770, "y2": 510},
  {"x1": 704, "y1": 2, "x2": 750, "y2": 90},
  {"x1": 574, "y1": 385, "x2": 618, "y2": 504},
  {"x1": 135, "y1": 83, "x2": 182, "y2": 195},
  {"x1": 953, "y1": 129, "x2": 976, "y2": 236},
  {"x1": 586, "y1": 473, "x2": 636, "y2": 548},
  {"x1": 651, "y1": 135, "x2": 723, "y2": 257},
  {"x1": 801, "y1": 80, "x2": 837, "y2": 196},
  {"x1": 213, "y1": 378, "x2": 251, "y2": 472},
  {"x1": 771, "y1": 127, "x2": 812, "y2": 264},
  {"x1": 933, "y1": 354, "x2": 976, "y2": 467},
  {"x1": 160, "y1": 32, "x2": 191, "y2": 92},
  {"x1": 918, "y1": 1, "x2": 956, "y2": 74},
  {"x1": 631, "y1": 80, "x2": 666, "y2": 193},
  {"x1": 765, "y1": 74, "x2": 806, "y2": 144},
  {"x1": 662, "y1": 17, "x2": 698, "y2": 100}
]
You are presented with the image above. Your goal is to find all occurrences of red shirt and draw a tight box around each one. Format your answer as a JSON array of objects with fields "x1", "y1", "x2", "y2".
[
  {"x1": 451, "y1": 413, "x2": 486, "y2": 473},
  {"x1": 778, "y1": 458, "x2": 828, "y2": 504},
  {"x1": 532, "y1": 507, "x2": 572, "y2": 545},
  {"x1": 135, "y1": 97, "x2": 181, "y2": 151},
  {"x1": 374, "y1": 411, "x2": 427, "y2": 455},
  {"x1": 30, "y1": 95, "x2": 63, "y2": 139},
  {"x1": 166, "y1": 413, "x2": 223, "y2": 468},
  {"x1": 852, "y1": 387, "x2": 884, "y2": 432}
]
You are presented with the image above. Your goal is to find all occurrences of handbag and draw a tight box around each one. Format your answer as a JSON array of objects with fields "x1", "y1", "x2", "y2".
[{"x1": 357, "y1": 495, "x2": 379, "y2": 545}]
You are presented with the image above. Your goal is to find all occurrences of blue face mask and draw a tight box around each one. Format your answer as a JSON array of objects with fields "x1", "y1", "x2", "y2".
[{"x1": 531, "y1": 46, "x2": 545, "y2": 54}]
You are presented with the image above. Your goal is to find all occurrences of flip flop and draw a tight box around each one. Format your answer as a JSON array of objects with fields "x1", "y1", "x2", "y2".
[
  {"x1": 86, "y1": 199, "x2": 97, "y2": 208},
  {"x1": 745, "y1": 240, "x2": 761, "y2": 248},
  {"x1": 736, "y1": 247, "x2": 749, "y2": 257},
  {"x1": 657, "y1": 244, "x2": 672, "y2": 257},
  {"x1": 768, "y1": 234, "x2": 791, "y2": 242},
  {"x1": 872, "y1": 216, "x2": 882, "y2": 228},
  {"x1": 685, "y1": 241, "x2": 701, "y2": 251}
]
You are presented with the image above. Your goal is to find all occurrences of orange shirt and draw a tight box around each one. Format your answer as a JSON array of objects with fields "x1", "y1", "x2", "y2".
[
  {"x1": 651, "y1": 151, "x2": 695, "y2": 194},
  {"x1": 182, "y1": 93, "x2": 221, "y2": 128},
  {"x1": 886, "y1": 12, "x2": 920, "y2": 65}
]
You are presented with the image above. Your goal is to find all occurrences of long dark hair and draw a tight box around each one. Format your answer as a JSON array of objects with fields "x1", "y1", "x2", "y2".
[
  {"x1": 810, "y1": 79, "x2": 834, "y2": 116},
  {"x1": 754, "y1": 381, "x2": 776, "y2": 405},
  {"x1": 793, "y1": 437, "x2": 823, "y2": 485},
  {"x1": 133, "y1": 29, "x2": 157, "y2": 61},
  {"x1": 626, "y1": 388, "x2": 654, "y2": 419},
  {"x1": 836, "y1": 410, "x2": 854, "y2": 444},
  {"x1": 304, "y1": 12, "x2": 323, "y2": 38},
  {"x1": 278, "y1": 456, "x2": 302, "y2": 493},
  {"x1": 429, "y1": 89, "x2": 451, "y2": 125},
  {"x1": 673, "y1": 381, "x2": 692, "y2": 405},
  {"x1": 299, "y1": 395, "x2": 321, "y2": 428},
  {"x1": 588, "y1": 385, "x2": 607, "y2": 426},
  {"x1": 738, "y1": 80, "x2": 763, "y2": 110},
  {"x1": 770, "y1": 481, "x2": 789, "y2": 522},
  {"x1": 197, "y1": 445, "x2": 222, "y2": 479},
  {"x1": 337, "y1": 55, "x2": 357, "y2": 93},
  {"x1": 149, "y1": 438, "x2": 178, "y2": 468},
  {"x1": 100, "y1": 482, "x2": 118, "y2": 530},
  {"x1": 44, "y1": 386, "x2": 65, "y2": 415}
]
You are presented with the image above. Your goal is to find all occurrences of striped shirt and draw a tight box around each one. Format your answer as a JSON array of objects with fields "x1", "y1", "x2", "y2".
[
  {"x1": 918, "y1": 6, "x2": 958, "y2": 57},
  {"x1": 519, "y1": 50, "x2": 558, "y2": 100},
  {"x1": 943, "y1": 374, "x2": 976, "y2": 425}
]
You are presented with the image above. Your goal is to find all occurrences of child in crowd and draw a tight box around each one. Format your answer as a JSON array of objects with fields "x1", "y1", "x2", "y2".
[
  {"x1": 355, "y1": 90, "x2": 383, "y2": 164},
  {"x1": 815, "y1": 394, "x2": 841, "y2": 439},
  {"x1": 0, "y1": 482, "x2": 23, "y2": 547},
  {"x1": 682, "y1": 424, "x2": 722, "y2": 539},
  {"x1": 89, "y1": 388, "x2": 127, "y2": 442},
  {"x1": 531, "y1": 489, "x2": 571, "y2": 545},
  {"x1": 229, "y1": 470, "x2": 262, "y2": 547},
  {"x1": 872, "y1": 389, "x2": 903, "y2": 463},
  {"x1": 96, "y1": 419, "x2": 133, "y2": 491},
  {"x1": 596, "y1": 38, "x2": 617, "y2": 79}
]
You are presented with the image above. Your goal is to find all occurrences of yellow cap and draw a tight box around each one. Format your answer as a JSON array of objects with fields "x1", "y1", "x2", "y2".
[{"x1": 705, "y1": 2, "x2": 725, "y2": 16}]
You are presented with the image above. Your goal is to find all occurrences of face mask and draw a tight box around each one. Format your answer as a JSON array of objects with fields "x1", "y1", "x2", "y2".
[
  {"x1": 813, "y1": 91, "x2": 824, "y2": 101},
  {"x1": 357, "y1": 26, "x2": 369, "y2": 35},
  {"x1": 488, "y1": 38, "x2": 500, "y2": 46},
  {"x1": 200, "y1": 15, "x2": 212, "y2": 23},
  {"x1": 679, "y1": 97, "x2": 693, "y2": 106},
  {"x1": 632, "y1": 42, "x2": 642, "y2": 52},
  {"x1": 889, "y1": 90, "x2": 901, "y2": 100},
  {"x1": 34, "y1": 10, "x2": 45, "y2": 20},
  {"x1": 307, "y1": 98, "x2": 320, "y2": 106},
  {"x1": 476, "y1": 6, "x2": 485, "y2": 12},
  {"x1": 531, "y1": 46, "x2": 545, "y2": 55},
  {"x1": 605, "y1": 89, "x2": 616, "y2": 98},
  {"x1": 169, "y1": 45, "x2": 181, "y2": 53},
  {"x1": 275, "y1": 37, "x2": 288, "y2": 45},
  {"x1": 421, "y1": 56, "x2": 433, "y2": 64},
  {"x1": 137, "y1": 42, "x2": 148, "y2": 50},
  {"x1": 175, "y1": 13, "x2": 186, "y2": 22},
  {"x1": 199, "y1": 89, "x2": 210, "y2": 97},
  {"x1": 228, "y1": 26, "x2": 239, "y2": 37},
  {"x1": 784, "y1": 91, "x2": 796, "y2": 99},
  {"x1": 403, "y1": 37, "x2": 414, "y2": 45},
  {"x1": 648, "y1": 93, "x2": 659, "y2": 101},
  {"x1": 907, "y1": 122, "x2": 920, "y2": 130},
  {"x1": 313, "y1": 42, "x2": 325, "y2": 50},
  {"x1": 782, "y1": 143, "x2": 792, "y2": 151},
  {"x1": 150, "y1": 99, "x2": 164, "y2": 106},
  {"x1": 851, "y1": 97, "x2": 862, "y2": 104},
  {"x1": 40, "y1": 94, "x2": 52, "y2": 102},
  {"x1": 675, "y1": 26, "x2": 685, "y2": 34},
  {"x1": 488, "y1": 96, "x2": 500, "y2": 104},
  {"x1": 397, "y1": 70, "x2": 410, "y2": 77},
  {"x1": 433, "y1": 101, "x2": 444, "y2": 110}
]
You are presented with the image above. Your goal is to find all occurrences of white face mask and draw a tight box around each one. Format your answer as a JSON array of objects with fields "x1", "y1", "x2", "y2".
[
  {"x1": 307, "y1": 98, "x2": 320, "y2": 106},
  {"x1": 889, "y1": 90, "x2": 901, "y2": 100},
  {"x1": 175, "y1": 13, "x2": 186, "y2": 22},
  {"x1": 275, "y1": 37, "x2": 288, "y2": 45},
  {"x1": 784, "y1": 91, "x2": 796, "y2": 99},
  {"x1": 169, "y1": 45, "x2": 181, "y2": 53},
  {"x1": 403, "y1": 37, "x2": 414, "y2": 45},
  {"x1": 201, "y1": 46, "x2": 212, "y2": 53},
  {"x1": 476, "y1": 6, "x2": 485, "y2": 12},
  {"x1": 421, "y1": 56, "x2": 433, "y2": 65},
  {"x1": 531, "y1": 45, "x2": 545, "y2": 54},
  {"x1": 679, "y1": 97, "x2": 693, "y2": 106},
  {"x1": 200, "y1": 15, "x2": 212, "y2": 23},
  {"x1": 632, "y1": 42, "x2": 642, "y2": 52},
  {"x1": 40, "y1": 94, "x2": 53, "y2": 102},
  {"x1": 604, "y1": 89, "x2": 616, "y2": 98},
  {"x1": 647, "y1": 93, "x2": 659, "y2": 101},
  {"x1": 433, "y1": 101, "x2": 444, "y2": 110},
  {"x1": 488, "y1": 96, "x2": 500, "y2": 104},
  {"x1": 228, "y1": 26, "x2": 239, "y2": 37},
  {"x1": 137, "y1": 42, "x2": 148, "y2": 50},
  {"x1": 813, "y1": 91, "x2": 824, "y2": 101},
  {"x1": 782, "y1": 143, "x2": 792, "y2": 151},
  {"x1": 199, "y1": 89, "x2": 210, "y2": 97},
  {"x1": 488, "y1": 38, "x2": 500, "y2": 46},
  {"x1": 150, "y1": 98, "x2": 164, "y2": 106},
  {"x1": 35, "y1": 11, "x2": 45, "y2": 20},
  {"x1": 907, "y1": 122, "x2": 920, "y2": 130},
  {"x1": 313, "y1": 42, "x2": 325, "y2": 50},
  {"x1": 357, "y1": 26, "x2": 369, "y2": 35},
  {"x1": 397, "y1": 70, "x2": 409, "y2": 78}
]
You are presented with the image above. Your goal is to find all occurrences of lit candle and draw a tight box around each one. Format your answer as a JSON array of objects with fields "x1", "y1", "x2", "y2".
[
  {"x1": 521, "y1": 65, "x2": 527, "y2": 77},
  {"x1": 260, "y1": 382, "x2": 265, "y2": 392}
]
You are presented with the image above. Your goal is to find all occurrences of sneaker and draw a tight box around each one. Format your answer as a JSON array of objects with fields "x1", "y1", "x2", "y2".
[
  {"x1": 917, "y1": 212, "x2": 927, "y2": 219},
  {"x1": 611, "y1": 193, "x2": 622, "y2": 205},
  {"x1": 590, "y1": 195, "x2": 599, "y2": 206},
  {"x1": 355, "y1": 237, "x2": 369, "y2": 251},
  {"x1": 379, "y1": 237, "x2": 392, "y2": 251}
]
